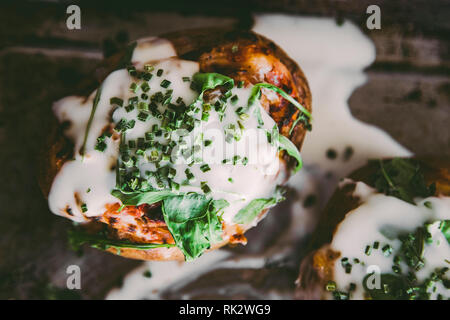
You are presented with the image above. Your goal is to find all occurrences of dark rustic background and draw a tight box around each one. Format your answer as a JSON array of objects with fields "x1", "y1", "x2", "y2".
[{"x1": 0, "y1": 0, "x2": 448, "y2": 299}]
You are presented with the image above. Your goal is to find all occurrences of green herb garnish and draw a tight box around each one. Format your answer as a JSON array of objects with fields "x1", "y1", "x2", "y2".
[
  {"x1": 162, "y1": 194, "x2": 228, "y2": 261},
  {"x1": 233, "y1": 187, "x2": 286, "y2": 224},
  {"x1": 79, "y1": 85, "x2": 103, "y2": 157},
  {"x1": 373, "y1": 158, "x2": 436, "y2": 204},
  {"x1": 68, "y1": 228, "x2": 174, "y2": 252}
]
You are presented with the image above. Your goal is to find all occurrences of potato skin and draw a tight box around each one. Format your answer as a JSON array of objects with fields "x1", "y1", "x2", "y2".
[
  {"x1": 39, "y1": 28, "x2": 312, "y2": 261},
  {"x1": 295, "y1": 157, "x2": 450, "y2": 299}
]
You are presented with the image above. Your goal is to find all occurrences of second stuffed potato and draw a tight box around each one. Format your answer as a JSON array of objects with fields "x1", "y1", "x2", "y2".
[{"x1": 296, "y1": 158, "x2": 450, "y2": 300}]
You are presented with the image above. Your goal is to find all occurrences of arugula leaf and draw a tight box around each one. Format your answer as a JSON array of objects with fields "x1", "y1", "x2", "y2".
[
  {"x1": 68, "y1": 228, "x2": 174, "y2": 253},
  {"x1": 233, "y1": 187, "x2": 286, "y2": 225},
  {"x1": 111, "y1": 189, "x2": 176, "y2": 206},
  {"x1": 440, "y1": 220, "x2": 450, "y2": 244},
  {"x1": 79, "y1": 85, "x2": 103, "y2": 157},
  {"x1": 248, "y1": 85, "x2": 262, "y2": 108},
  {"x1": 363, "y1": 273, "x2": 409, "y2": 300},
  {"x1": 278, "y1": 134, "x2": 303, "y2": 173},
  {"x1": 162, "y1": 194, "x2": 227, "y2": 261},
  {"x1": 248, "y1": 83, "x2": 311, "y2": 119},
  {"x1": 400, "y1": 227, "x2": 427, "y2": 271},
  {"x1": 191, "y1": 72, "x2": 234, "y2": 99},
  {"x1": 373, "y1": 158, "x2": 436, "y2": 204}
]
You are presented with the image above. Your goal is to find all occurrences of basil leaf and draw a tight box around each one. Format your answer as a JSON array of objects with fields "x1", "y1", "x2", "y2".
[
  {"x1": 79, "y1": 85, "x2": 103, "y2": 157},
  {"x1": 162, "y1": 194, "x2": 226, "y2": 261},
  {"x1": 440, "y1": 220, "x2": 450, "y2": 244},
  {"x1": 111, "y1": 189, "x2": 176, "y2": 206},
  {"x1": 192, "y1": 72, "x2": 234, "y2": 98},
  {"x1": 278, "y1": 134, "x2": 303, "y2": 173},
  {"x1": 373, "y1": 158, "x2": 436, "y2": 204},
  {"x1": 68, "y1": 228, "x2": 174, "y2": 252},
  {"x1": 233, "y1": 187, "x2": 285, "y2": 225}
]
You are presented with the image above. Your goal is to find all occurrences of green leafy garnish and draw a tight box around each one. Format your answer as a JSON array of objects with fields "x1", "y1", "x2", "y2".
[
  {"x1": 79, "y1": 85, "x2": 103, "y2": 157},
  {"x1": 162, "y1": 194, "x2": 228, "y2": 261},
  {"x1": 363, "y1": 273, "x2": 409, "y2": 300},
  {"x1": 373, "y1": 158, "x2": 436, "y2": 204},
  {"x1": 247, "y1": 82, "x2": 311, "y2": 120},
  {"x1": 278, "y1": 134, "x2": 303, "y2": 173},
  {"x1": 68, "y1": 228, "x2": 174, "y2": 252},
  {"x1": 400, "y1": 227, "x2": 427, "y2": 271},
  {"x1": 233, "y1": 187, "x2": 286, "y2": 224},
  {"x1": 191, "y1": 72, "x2": 234, "y2": 101},
  {"x1": 440, "y1": 220, "x2": 450, "y2": 244},
  {"x1": 111, "y1": 189, "x2": 176, "y2": 206}
]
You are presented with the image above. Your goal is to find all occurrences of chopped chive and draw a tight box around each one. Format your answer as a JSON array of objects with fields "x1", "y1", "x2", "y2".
[
  {"x1": 137, "y1": 112, "x2": 149, "y2": 122},
  {"x1": 160, "y1": 79, "x2": 171, "y2": 88},
  {"x1": 144, "y1": 64, "x2": 154, "y2": 72},
  {"x1": 81, "y1": 203, "x2": 88, "y2": 213},
  {"x1": 167, "y1": 167, "x2": 176, "y2": 179},
  {"x1": 125, "y1": 104, "x2": 134, "y2": 113},
  {"x1": 185, "y1": 168, "x2": 195, "y2": 181},
  {"x1": 228, "y1": 177, "x2": 234, "y2": 183},
  {"x1": 130, "y1": 82, "x2": 139, "y2": 93},
  {"x1": 128, "y1": 96, "x2": 138, "y2": 105},
  {"x1": 156, "y1": 69, "x2": 163, "y2": 77},
  {"x1": 201, "y1": 111, "x2": 210, "y2": 122},
  {"x1": 182, "y1": 76, "x2": 190, "y2": 82},
  {"x1": 365, "y1": 245, "x2": 372, "y2": 256},
  {"x1": 145, "y1": 132, "x2": 154, "y2": 141},
  {"x1": 110, "y1": 97, "x2": 123, "y2": 107},
  {"x1": 143, "y1": 73, "x2": 153, "y2": 81},
  {"x1": 382, "y1": 244, "x2": 393, "y2": 257},
  {"x1": 237, "y1": 80, "x2": 244, "y2": 88},
  {"x1": 126, "y1": 119, "x2": 136, "y2": 130},
  {"x1": 204, "y1": 140, "x2": 212, "y2": 147},
  {"x1": 325, "y1": 281, "x2": 336, "y2": 292},
  {"x1": 141, "y1": 82, "x2": 150, "y2": 92},
  {"x1": 127, "y1": 66, "x2": 137, "y2": 77},
  {"x1": 137, "y1": 101, "x2": 149, "y2": 112},
  {"x1": 200, "y1": 164, "x2": 211, "y2": 172},
  {"x1": 200, "y1": 181, "x2": 211, "y2": 194}
]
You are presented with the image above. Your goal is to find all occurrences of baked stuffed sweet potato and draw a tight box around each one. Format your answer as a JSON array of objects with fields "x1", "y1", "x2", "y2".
[
  {"x1": 38, "y1": 28, "x2": 312, "y2": 261},
  {"x1": 296, "y1": 157, "x2": 450, "y2": 300}
]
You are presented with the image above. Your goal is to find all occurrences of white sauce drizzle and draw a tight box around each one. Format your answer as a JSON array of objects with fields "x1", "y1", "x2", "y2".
[{"x1": 329, "y1": 182, "x2": 450, "y2": 299}]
